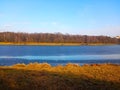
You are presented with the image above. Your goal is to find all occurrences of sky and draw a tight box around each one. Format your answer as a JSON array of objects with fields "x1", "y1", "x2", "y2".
[{"x1": 0, "y1": 0, "x2": 120, "y2": 36}]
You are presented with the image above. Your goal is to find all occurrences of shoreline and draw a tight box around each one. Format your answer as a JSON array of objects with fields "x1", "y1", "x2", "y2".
[
  {"x1": 0, "y1": 42, "x2": 119, "y2": 46},
  {"x1": 1, "y1": 63, "x2": 119, "y2": 67}
]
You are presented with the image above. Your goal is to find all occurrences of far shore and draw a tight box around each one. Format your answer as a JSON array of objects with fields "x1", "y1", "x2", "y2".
[{"x1": 0, "y1": 42, "x2": 119, "y2": 46}]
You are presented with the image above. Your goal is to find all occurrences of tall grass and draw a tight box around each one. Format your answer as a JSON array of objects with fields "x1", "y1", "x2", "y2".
[{"x1": 0, "y1": 63, "x2": 120, "y2": 90}]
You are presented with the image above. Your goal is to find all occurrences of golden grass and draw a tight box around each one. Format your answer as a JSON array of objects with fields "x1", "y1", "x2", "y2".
[
  {"x1": 0, "y1": 63, "x2": 120, "y2": 90},
  {"x1": 0, "y1": 42, "x2": 81, "y2": 46},
  {"x1": 0, "y1": 42, "x2": 117, "y2": 46}
]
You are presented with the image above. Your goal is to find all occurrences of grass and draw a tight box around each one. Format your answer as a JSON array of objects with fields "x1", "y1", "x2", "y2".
[
  {"x1": 0, "y1": 42, "x2": 117, "y2": 46},
  {"x1": 0, "y1": 63, "x2": 120, "y2": 90}
]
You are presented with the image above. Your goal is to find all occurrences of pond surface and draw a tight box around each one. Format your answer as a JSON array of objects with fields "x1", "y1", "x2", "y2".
[{"x1": 0, "y1": 45, "x2": 120, "y2": 66}]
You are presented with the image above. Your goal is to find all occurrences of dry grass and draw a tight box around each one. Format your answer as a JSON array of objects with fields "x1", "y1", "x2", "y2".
[
  {"x1": 0, "y1": 63, "x2": 120, "y2": 90},
  {"x1": 0, "y1": 42, "x2": 116, "y2": 46},
  {"x1": 0, "y1": 42, "x2": 82, "y2": 46}
]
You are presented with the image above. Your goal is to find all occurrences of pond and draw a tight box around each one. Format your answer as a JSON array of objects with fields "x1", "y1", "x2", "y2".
[{"x1": 0, "y1": 45, "x2": 120, "y2": 66}]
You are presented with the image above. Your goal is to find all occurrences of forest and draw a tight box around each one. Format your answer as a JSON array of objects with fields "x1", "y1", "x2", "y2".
[{"x1": 0, "y1": 32, "x2": 120, "y2": 44}]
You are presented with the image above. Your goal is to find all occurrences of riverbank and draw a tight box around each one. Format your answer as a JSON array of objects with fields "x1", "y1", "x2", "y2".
[
  {"x1": 0, "y1": 63, "x2": 120, "y2": 90},
  {"x1": 0, "y1": 42, "x2": 118, "y2": 46}
]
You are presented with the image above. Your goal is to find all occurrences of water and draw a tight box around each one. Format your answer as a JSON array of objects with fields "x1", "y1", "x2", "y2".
[{"x1": 0, "y1": 45, "x2": 120, "y2": 66}]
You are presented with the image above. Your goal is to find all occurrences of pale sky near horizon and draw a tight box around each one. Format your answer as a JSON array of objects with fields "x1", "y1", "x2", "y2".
[{"x1": 0, "y1": 0, "x2": 120, "y2": 36}]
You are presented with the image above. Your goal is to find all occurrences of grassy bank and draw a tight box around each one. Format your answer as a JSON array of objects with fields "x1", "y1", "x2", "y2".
[
  {"x1": 0, "y1": 63, "x2": 120, "y2": 90},
  {"x1": 0, "y1": 42, "x2": 118, "y2": 46}
]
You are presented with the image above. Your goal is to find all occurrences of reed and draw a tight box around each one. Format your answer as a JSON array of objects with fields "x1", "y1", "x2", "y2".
[{"x1": 0, "y1": 63, "x2": 120, "y2": 90}]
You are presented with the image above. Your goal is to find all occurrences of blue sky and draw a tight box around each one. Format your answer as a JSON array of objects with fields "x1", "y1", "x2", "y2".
[{"x1": 0, "y1": 0, "x2": 120, "y2": 36}]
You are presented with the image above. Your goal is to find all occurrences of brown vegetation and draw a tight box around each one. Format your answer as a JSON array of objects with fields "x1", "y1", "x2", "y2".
[
  {"x1": 0, "y1": 32, "x2": 120, "y2": 45},
  {"x1": 0, "y1": 63, "x2": 120, "y2": 90}
]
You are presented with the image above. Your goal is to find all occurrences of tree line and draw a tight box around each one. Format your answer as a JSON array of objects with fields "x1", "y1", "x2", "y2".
[{"x1": 0, "y1": 32, "x2": 119, "y2": 44}]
